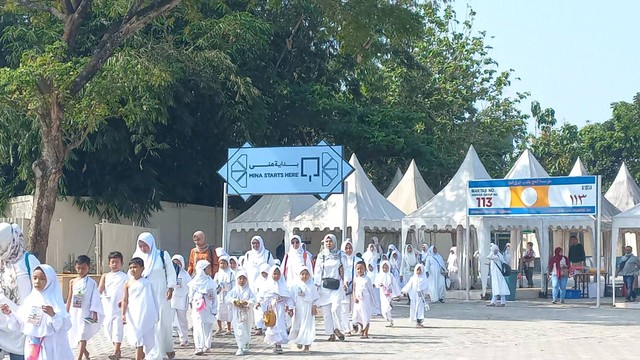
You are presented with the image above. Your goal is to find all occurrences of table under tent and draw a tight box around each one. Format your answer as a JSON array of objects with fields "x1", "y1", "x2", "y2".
[{"x1": 289, "y1": 153, "x2": 405, "y2": 255}]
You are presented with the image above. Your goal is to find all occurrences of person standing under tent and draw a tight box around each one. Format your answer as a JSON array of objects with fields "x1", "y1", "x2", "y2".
[
  {"x1": 522, "y1": 242, "x2": 536, "y2": 288},
  {"x1": 341, "y1": 239, "x2": 362, "y2": 335},
  {"x1": 132, "y1": 232, "x2": 177, "y2": 360},
  {"x1": 503, "y1": 244, "x2": 512, "y2": 267},
  {"x1": 617, "y1": 246, "x2": 640, "y2": 302},
  {"x1": 425, "y1": 246, "x2": 447, "y2": 303},
  {"x1": 447, "y1": 247, "x2": 460, "y2": 290},
  {"x1": 282, "y1": 235, "x2": 313, "y2": 288},
  {"x1": 313, "y1": 234, "x2": 347, "y2": 342},
  {"x1": 187, "y1": 231, "x2": 219, "y2": 276},
  {"x1": 568, "y1": 236, "x2": 586, "y2": 267},
  {"x1": 0, "y1": 223, "x2": 41, "y2": 360},
  {"x1": 244, "y1": 236, "x2": 275, "y2": 295},
  {"x1": 401, "y1": 244, "x2": 419, "y2": 304},
  {"x1": 548, "y1": 247, "x2": 570, "y2": 304},
  {"x1": 486, "y1": 244, "x2": 510, "y2": 307}
]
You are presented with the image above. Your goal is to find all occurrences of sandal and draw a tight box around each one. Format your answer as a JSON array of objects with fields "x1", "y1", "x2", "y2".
[
  {"x1": 328, "y1": 334, "x2": 336, "y2": 341},
  {"x1": 334, "y1": 329, "x2": 345, "y2": 341},
  {"x1": 360, "y1": 335, "x2": 369, "y2": 339},
  {"x1": 167, "y1": 352, "x2": 176, "y2": 359}
]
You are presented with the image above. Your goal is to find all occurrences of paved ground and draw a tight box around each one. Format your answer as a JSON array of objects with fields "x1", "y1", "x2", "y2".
[{"x1": 66, "y1": 298, "x2": 640, "y2": 359}]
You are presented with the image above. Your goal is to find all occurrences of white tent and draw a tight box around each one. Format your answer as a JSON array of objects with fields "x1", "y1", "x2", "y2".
[
  {"x1": 387, "y1": 159, "x2": 435, "y2": 215},
  {"x1": 290, "y1": 154, "x2": 405, "y2": 253},
  {"x1": 402, "y1": 145, "x2": 491, "y2": 290},
  {"x1": 227, "y1": 194, "x2": 318, "y2": 254},
  {"x1": 605, "y1": 162, "x2": 640, "y2": 211},
  {"x1": 383, "y1": 167, "x2": 404, "y2": 197}
]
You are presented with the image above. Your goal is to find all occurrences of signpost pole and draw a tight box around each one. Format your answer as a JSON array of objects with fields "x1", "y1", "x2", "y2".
[
  {"x1": 465, "y1": 200, "x2": 471, "y2": 301},
  {"x1": 222, "y1": 182, "x2": 229, "y2": 252},
  {"x1": 342, "y1": 181, "x2": 348, "y2": 245},
  {"x1": 596, "y1": 175, "x2": 602, "y2": 308}
]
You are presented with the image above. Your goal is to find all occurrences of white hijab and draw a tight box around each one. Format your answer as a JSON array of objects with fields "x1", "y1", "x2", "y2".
[
  {"x1": 189, "y1": 260, "x2": 214, "y2": 293},
  {"x1": 263, "y1": 265, "x2": 290, "y2": 298},
  {"x1": 249, "y1": 236, "x2": 266, "y2": 257},
  {"x1": 217, "y1": 256, "x2": 234, "y2": 283},
  {"x1": 19, "y1": 264, "x2": 69, "y2": 337},
  {"x1": 293, "y1": 266, "x2": 319, "y2": 301},
  {"x1": 362, "y1": 243, "x2": 379, "y2": 265},
  {"x1": 132, "y1": 232, "x2": 159, "y2": 277},
  {"x1": 410, "y1": 264, "x2": 428, "y2": 293},
  {"x1": 375, "y1": 260, "x2": 394, "y2": 287}
]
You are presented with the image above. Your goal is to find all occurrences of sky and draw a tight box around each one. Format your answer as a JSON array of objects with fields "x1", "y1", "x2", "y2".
[{"x1": 453, "y1": 1, "x2": 640, "y2": 131}]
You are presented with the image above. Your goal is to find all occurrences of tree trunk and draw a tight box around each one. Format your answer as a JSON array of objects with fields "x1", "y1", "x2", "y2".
[{"x1": 27, "y1": 94, "x2": 66, "y2": 263}]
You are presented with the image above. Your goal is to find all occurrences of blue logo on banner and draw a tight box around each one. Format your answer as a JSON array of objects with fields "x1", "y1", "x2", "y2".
[{"x1": 217, "y1": 140, "x2": 354, "y2": 200}]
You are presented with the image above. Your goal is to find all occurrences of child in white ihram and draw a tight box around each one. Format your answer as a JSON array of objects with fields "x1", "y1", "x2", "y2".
[
  {"x1": 214, "y1": 255, "x2": 235, "y2": 335},
  {"x1": 289, "y1": 266, "x2": 319, "y2": 354},
  {"x1": 66, "y1": 255, "x2": 103, "y2": 360},
  {"x1": 252, "y1": 263, "x2": 270, "y2": 335},
  {"x1": 189, "y1": 260, "x2": 218, "y2": 355},
  {"x1": 171, "y1": 254, "x2": 191, "y2": 347},
  {"x1": 352, "y1": 261, "x2": 374, "y2": 339},
  {"x1": 98, "y1": 251, "x2": 128, "y2": 360},
  {"x1": 257, "y1": 265, "x2": 293, "y2": 354},
  {"x1": 375, "y1": 260, "x2": 400, "y2": 327},
  {"x1": 2, "y1": 264, "x2": 74, "y2": 360},
  {"x1": 401, "y1": 264, "x2": 430, "y2": 328},
  {"x1": 227, "y1": 270, "x2": 255, "y2": 356},
  {"x1": 122, "y1": 257, "x2": 158, "y2": 360}
]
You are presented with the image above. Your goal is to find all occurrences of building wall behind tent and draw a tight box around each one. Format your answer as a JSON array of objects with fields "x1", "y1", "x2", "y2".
[{"x1": 3, "y1": 196, "x2": 233, "y2": 272}]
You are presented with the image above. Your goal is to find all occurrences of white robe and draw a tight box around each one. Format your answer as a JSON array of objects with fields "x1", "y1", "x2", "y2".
[
  {"x1": 8, "y1": 312, "x2": 73, "y2": 360},
  {"x1": 252, "y1": 275, "x2": 269, "y2": 329},
  {"x1": 258, "y1": 289, "x2": 293, "y2": 345},
  {"x1": 487, "y1": 253, "x2": 510, "y2": 296},
  {"x1": 283, "y1": 251, "x2": 313, "y2": 287},
  {"x1": 214, "y1": 269, "x2": 235, "y2": 322},
  {"x1": 352, "y1": 275, "x2": 374, "y2": 327},
  {"x1": 401, "y1": 274, "x2": 428, "y2": 321},
  {"x1": 375, "y1": 270, "x2": 400, "y2": 321},
  {"x1": 101, "y1": 271, "x2": 128, "y2": 344},
  {"x1": 244, "y1": 240, "x2": 274, "y2": 294},
  {"x1": 426, "y1": 254, "x2": 446, "y2": 301},
  {"x1": 400, "y1": 252, "x2": 418, "y2": 286},
  {"x1": 289, "y1": 279, "x2": 319, "y2": 346},
  {"x1": 68, "y1": 276, "x2": 104, "y2": 346},
  {"x1": 226, "y1": 284, "x2": 255, "y2": 350},
  {"x1": 124, "y1": 277, "x2": 158, "y2": 352}
]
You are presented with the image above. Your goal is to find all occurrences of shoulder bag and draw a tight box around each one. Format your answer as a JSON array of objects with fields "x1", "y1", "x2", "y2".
[{"x1": 321, "y1": 254, "x2": 341, "y2": 290}]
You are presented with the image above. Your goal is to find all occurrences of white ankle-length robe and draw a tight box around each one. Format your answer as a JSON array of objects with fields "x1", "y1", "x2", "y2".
[
  {"x1": 124, "y1": 277, "x2": 158, "y2": 352},
  {"x1": 226, "y1": 277, "x2": 255, "y2": 351},
  {"x1": 68, "y1": 276, "x2": 104, "y2": 347},
  {"x1": 101, "y1": 271, "x2": 128, "y2": 343},
  {"x1": 352, "y1": 275, "x2": 374, "y2": 328},
  {"x1": 289, "y1": 273, "x2": 319, "y2": 346},
  {"x1": 401, "y1": 265, "x2": 429, "y2": 322}
]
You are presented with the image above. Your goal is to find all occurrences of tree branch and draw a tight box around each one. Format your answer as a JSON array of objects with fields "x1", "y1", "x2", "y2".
[
  {"x1": 62, "y1": 0, "x2": 92, "y2": 49},
  {"x1": 60, "y1": 0, "x2": 74, "y2": 14},
  {"x1": 16, "y1": 0, "x2": 64, "y2": 20},
  {"x1": 70, "y1": 0, "x2": 181, "y2": 96}
]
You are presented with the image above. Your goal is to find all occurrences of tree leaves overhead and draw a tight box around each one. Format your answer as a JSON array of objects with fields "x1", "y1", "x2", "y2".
[{"x1": 0, "y1": 1, "x2": 531, "y2": 223}]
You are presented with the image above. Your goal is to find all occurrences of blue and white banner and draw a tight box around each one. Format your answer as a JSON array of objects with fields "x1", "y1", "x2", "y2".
[{"x1": 467, "y1": 176, "x2": 598, "y2": 216}]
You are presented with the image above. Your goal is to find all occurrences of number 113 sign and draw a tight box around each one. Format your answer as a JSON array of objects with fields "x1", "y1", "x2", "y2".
[{"x1": 467, "y1": 176, "x2": 598, "y2": 216}]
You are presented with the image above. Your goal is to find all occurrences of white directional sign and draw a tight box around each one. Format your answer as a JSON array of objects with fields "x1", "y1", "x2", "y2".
[{"x1": 217, "y1": 140, "x2": 354, "y2": 200}]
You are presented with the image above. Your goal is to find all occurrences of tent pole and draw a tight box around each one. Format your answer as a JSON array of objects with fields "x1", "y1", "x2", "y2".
[
  {"x1": 596, "y1": 175, "x2": 602, "y2": 308},
  {"x1": 465, "y1": 219, "x2": 470, "y2": 301},
  {"x1": 222, "y1": 182, "x2": 229, "y2": 252},
  {"x1": 342, "y1": 181, "x2": 348, "y2": 245}
]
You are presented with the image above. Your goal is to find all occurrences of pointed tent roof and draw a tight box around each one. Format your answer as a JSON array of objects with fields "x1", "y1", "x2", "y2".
[
  {"x1": 567, "y1": 158, "x2": 620, "y2": 223},
  {"x1": 228, "y1": 194, "x2": 318, "y2": 232},
  {"x1": 387, "y1": 160, "x2": 435, "y2": 214},
  {"x1": 505, "y1": 149, "x2": 550, "y2": 179},
  {"x1": 569, "y1": 157, "x2": 588, "y2": 176},
  {"x1": 403, "y1": 145, "x2": 491, "y2": 230},
  {"x1": 383, "y1": 167, "x2": 404, "y2": 197},
  {"x1": 612, "y1": 202, "x2": 640, "y2": 229},
  {"x1": 291, "y1": 153, "x2": 405, "y2": 234},
  {"x1": 605, "y1": 163, "x2": 640, "y2": 212}
]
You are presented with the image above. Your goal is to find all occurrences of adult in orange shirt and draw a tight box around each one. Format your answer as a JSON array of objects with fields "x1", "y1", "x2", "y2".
[{"x1": 187, "y1": 230, "x2": 219, "y2": 276}]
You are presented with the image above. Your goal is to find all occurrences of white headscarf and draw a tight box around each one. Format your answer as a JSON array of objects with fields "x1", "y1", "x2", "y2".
[
  {"x1": 172, "y1": 254, "x2": 185, "y2": 269},
  {"x1": 289, "y1": 235, "x2": 304, "y2": 256},
  {"x1": 389, "y1": 250, "x2": 401, "y2": 270},
  {"x1": 412, "y1": 264, "x2": 429, "y2": 293},
  {"x1": 263, "y1": 265, "x2": 290, "y2": 298},
  {"x1": 19, "y1": 264, "x2": 70, "y2": 337},
  {"x1": 217, "y1": 255, "x2": 234, "y2": 283},
  {"x1": 189, "y1": 260, "x2": 214, "y2": 293},
  {"x1": 321, "y1": 234, "x2": 340, "y2": 256},
  {"x1": 249, "y1": 236, "x2": 266, "y2": 257},
  {"x1": 293, "y1": 266, "x2": 319, "y2": 301},
  {"x1": 362, "y1": 243, "x2": 379, "y2": 265},
  {"x1": 229, "y1": 256, "x2": 239, "y2": 272},
  {"x1": 132, "y1": 232, "x2": 158, "y2": 277},
  {"x1": 375, "y1": 260, "x2": 394, "y2": 288},
  {"x1": 231, "y1": 270, "x2": 252, "y2": 299},
  {"x1": 427, "y1": 245, "x2": 446, "y2": 269},
  {"x1": 447, "y1": 247, "x2": 458, "y2": 272},
  {"x1": 387, "y1": 244, "x2": 401, "y2": 264},
  {"x1": 215, "y1": 247, "x2": 228, "y2": 258}
]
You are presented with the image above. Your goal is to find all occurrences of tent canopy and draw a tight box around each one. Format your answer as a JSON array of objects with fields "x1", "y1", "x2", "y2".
[
  {"x1": 387, "y1": 159, "x2": 435, "y2": 215},
  {"x1": 567, "y1": 158, "x2": 620, "y2": 224},
  {"x1": 291, "y1": 153, "x2": 404, "y2": 252},
  {"x1": 383, "y1": 167, "x2": 404, "y2": 197},
  {"x1": 605, "y1": 162, "x2": 640, "y2": 211},
  {"x1": 228, "y1": 194, "x2": 318, "y2": 235}
]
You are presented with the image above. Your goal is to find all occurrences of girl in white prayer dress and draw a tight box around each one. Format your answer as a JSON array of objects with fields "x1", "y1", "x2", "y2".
[
  {"x1": 170, "y1": 254, "x2": 191, "y2": 347},
  {"x1": 258, "y1": 265, "x2": 293, "y2": 354},
  {"x1": 352, "y1": 261, "x2": 374, "y2": 339},
  {"x1": 214, "y1": 255, "x2": 235, "y2": 335},
  {"x1": 226, "y1": 270, "x2": 255, "y2": 356},
  {"x1": 2, "y1": 264, "x2": 74, "y2": 360},
  {"x1": 188, "y1": 260, "x2": 218, "y2": 355},
  {"x1": 289, "y1": 266, "x2": 319, "y2": 354},
  {"x1": 375, "y1": 260, "x2": 400, "y2": 327},
  {"x1": 401, "y1": 264, "x2": 429, "y2": 327}
]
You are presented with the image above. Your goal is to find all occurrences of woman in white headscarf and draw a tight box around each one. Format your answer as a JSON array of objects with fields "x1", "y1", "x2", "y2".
[
  {"x1": 340, "y1": 238, "x2": 361, "y2": 334},
  {"x1": 244, "y1": 236, "x2": 274, "y2": 294},
  {"x1": 0, "y1": 223, "x2": 41, "y2": 358},
  {"x1": 401, "y1": 244, "x2": 418, "y2": 287},
  {"x1": 313, "y1": 234, "x2": 347, "y2": 342},
  {"x1": 447, "y1": 247, "x2": 459, "y2": 290},
  {"x1": 132, "y1": 232, "x2": 177, "y2": 360},
  {"x1": 425, "y1": 246, "x2": 447, "y2": 303},
  {"x1": 282, "y1": 235, "x2": 313, "y2": 287},
  {"x1": 387, "y1": 244, "x2": 402, "y2": 270},
  {"x1": 487, "y1": 243, "x2": 510, "y2": 307}
]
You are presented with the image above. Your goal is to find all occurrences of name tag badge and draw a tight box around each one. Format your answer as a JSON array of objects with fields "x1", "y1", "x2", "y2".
[
  {"x1": 176, "y1": 278, "x2": 182, "y2": 289},
  {"x1": 72, "y1": 294, "x2": 84, "y2": 308},
  {"x1": 27, "y1": 306, "x2": 43, "y2": 326}
]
